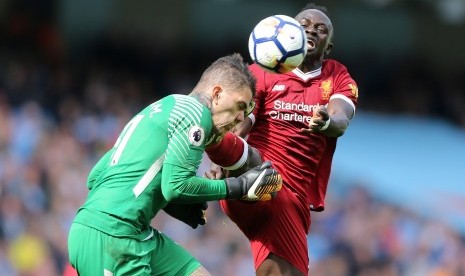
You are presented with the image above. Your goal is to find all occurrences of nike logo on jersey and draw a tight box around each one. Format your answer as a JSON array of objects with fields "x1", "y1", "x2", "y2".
[{"x1": 271, "y1": 84, "x2": 286, "y2": 91}]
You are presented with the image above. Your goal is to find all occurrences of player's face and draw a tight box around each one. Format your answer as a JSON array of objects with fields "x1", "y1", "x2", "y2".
[
  {"x1": 211, "y1": 86, "x2": 253, "y2": 136},
  {"x1": 295, "y1": 9, "x2": 333, "y2": 60}
]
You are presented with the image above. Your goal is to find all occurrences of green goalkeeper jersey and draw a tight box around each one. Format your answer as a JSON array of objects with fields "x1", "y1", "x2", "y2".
[{"x1": 73, "y1": 94, "x2": 227, "y2": 239}]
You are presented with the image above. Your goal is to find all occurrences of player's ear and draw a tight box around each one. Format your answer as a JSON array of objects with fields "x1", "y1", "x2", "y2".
[
  {"x1": 325, "y1": 43, "x2": 333, "y2": 56},
  {"x1": 212, "y1": 86, "x2": 222, "y2": 104}
]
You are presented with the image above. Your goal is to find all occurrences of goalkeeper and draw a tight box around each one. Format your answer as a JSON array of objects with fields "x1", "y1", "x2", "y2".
[{"x1": 67, "y1": 53, "x2": 282, "y2": 276}]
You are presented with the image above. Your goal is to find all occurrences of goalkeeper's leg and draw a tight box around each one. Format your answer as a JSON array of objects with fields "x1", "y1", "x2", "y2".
[
  {"x1": 229, "y1": 144, "x2": 263, "y2": 177},
  {"x1": 205, "y1": 132, "x2": 280, "y2": 201}
]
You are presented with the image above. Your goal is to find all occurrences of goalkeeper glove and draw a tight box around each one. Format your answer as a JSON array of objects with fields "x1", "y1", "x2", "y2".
[
  {"x1": 224, "y1": 161, "x2": 282, "y2": 201},
  {"x1": 163, "y1": 202, "x2": 208, "y2": 229}
]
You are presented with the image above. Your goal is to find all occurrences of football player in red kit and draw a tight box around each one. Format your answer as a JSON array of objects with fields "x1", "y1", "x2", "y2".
[{"x1": 206, "y1": 3, "x2": 359, "y2": 275}]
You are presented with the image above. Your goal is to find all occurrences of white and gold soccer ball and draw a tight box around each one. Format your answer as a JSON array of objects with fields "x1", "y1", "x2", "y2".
[{"x1": 248, "y1": 14, "x2": 307, "y2": 73}]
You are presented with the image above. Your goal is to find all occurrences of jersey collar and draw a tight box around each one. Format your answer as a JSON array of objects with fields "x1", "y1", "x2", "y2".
[{"x1": 291, "y1": 67, "x2": 322, "y2": 81}]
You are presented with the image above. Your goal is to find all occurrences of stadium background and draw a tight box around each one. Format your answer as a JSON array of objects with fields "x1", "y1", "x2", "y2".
[{"x1": 0, "y1": 0, "x2": 464, "y2": 275}]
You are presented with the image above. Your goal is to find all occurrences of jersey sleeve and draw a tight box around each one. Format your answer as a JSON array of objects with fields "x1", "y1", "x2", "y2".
[
  {"x1": 331, "y1": 61, "x2": 359, "y2": 118},
  {"x1": 161, "y1": 162, "x2": 227, "y2": 203},
  {"x1": 160, "y1": 96, "x2": 228, "y2": 202}
]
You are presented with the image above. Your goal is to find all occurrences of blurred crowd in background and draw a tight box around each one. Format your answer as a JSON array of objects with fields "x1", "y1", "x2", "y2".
[{"x1": 1, "y1": 0, "x2": 464, "y2": 275}]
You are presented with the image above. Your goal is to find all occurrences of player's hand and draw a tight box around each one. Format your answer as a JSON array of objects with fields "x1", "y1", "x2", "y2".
[
  {"x1": 204, "y1": 163, "x2": 226, "y2": 180},
  {"x1": 163, "y1": 202, "x2": 208, "y2": 229},
  {"x1": 301, "y1": 106, "x2": 330, "y2": 134},
  {"x1": 224, "y1": 161, "x2": 282, "y2": 201}
]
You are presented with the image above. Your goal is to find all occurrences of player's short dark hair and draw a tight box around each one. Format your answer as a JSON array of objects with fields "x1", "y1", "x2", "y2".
[
  {"x1": 201, "y1": 53, "x2": 256, "y2": 97},
  {"x1": 300, "y1": 3, "x2": 330, "y2": 17}
]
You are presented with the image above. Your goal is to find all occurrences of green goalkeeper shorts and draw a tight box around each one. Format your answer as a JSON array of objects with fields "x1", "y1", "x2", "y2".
[{"x1": 68, "y1": 223, "x2": 201, "y2": 275}]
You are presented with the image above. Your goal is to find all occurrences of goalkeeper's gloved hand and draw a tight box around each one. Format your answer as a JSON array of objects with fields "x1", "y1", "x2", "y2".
[
  {"x1": 224, "y1": 161, "x2": 282, "y2": 201},
  {"x1": 163, "y1": 202, "x2": 208, "y2": 229}
]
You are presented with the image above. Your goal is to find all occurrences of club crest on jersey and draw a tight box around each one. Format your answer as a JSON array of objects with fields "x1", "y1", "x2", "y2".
[
  {"x1": 319, "y1": 79, "x2": 332, "y2": 100},
  {"x1": 188, "y1": 126, "x2": 205, "y2": 147}
]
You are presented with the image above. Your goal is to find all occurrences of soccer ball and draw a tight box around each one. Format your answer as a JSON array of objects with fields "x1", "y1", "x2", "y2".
[{"x1": 248, "y1": 15, "x2": 307, "y2": 73}]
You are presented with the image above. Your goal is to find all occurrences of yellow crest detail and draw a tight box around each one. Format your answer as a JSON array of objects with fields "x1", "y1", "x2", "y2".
[{"x1": 320, "y1": 80, "x2": 332, "y2": 100}]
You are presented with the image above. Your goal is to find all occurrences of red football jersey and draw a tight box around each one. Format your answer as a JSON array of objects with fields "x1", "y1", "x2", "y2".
[{"x1": 247, "y1": 59, "x2": 358, "y2": 210}]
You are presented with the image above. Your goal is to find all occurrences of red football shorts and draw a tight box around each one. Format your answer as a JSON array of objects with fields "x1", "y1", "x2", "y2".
[{"x1": 220, "y1": 184, "x2": 311, "y2": 274}]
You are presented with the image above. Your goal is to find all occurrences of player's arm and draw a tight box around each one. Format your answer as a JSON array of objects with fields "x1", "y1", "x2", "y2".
[
  {"x1": 301, "y1": 98, "x2": 354, "y2": 137},
  {"x1": 162, "y1": 160, "x2": 281, "y2": 203},
  {"x1": 302, "y1": 63, "x2": 358, "y2": 137},
  {"x1": 161, "y1": 130, "x2": 279, "y2": 203}
]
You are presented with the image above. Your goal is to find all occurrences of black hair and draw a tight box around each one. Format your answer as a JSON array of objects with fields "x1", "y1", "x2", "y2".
[{"x1": 300, "y1": 3, "x2": 330, "y2": 17}]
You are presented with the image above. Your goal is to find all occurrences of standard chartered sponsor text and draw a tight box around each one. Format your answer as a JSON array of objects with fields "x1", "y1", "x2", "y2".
[{"x1": 269, "y1": 100, "x2": 326, "y2": 123}]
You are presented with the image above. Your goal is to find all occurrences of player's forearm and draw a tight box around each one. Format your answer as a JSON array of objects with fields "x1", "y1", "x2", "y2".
[
  {"x1": 323, "y1": 98, "x2": 353, "y2": 137},
  {"x1": 322, "y1": 112, "x2": 349, "y2": 137},
  {"x1": 163, "y1": 175, "x2": 228, "y2": 202},
  {"x1": 162, "y1": 160, "x2": 281, "y2": 202}
]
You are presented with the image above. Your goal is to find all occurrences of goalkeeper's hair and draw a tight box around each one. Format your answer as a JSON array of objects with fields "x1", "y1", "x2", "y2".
[{"x1": 194, "y1": 53, "x2": 256, "y2": 98}]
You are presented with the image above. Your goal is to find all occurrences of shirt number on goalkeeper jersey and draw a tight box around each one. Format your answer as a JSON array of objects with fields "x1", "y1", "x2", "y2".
[{"x1": 111, "y1": 114, "x2": 144, "y2": 166}]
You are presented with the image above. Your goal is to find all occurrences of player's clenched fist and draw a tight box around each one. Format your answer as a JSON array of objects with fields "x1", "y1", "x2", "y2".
[{"x1": 224, "y1": 161, "x2": 282, "y2": 201}]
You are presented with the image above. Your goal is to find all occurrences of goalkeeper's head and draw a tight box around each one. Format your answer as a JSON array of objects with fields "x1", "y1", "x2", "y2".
[{"x1": 190, "y1": 53, "x2": 257, "y2": 137}]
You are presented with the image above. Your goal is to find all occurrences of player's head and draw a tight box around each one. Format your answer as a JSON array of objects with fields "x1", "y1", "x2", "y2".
[
  {"x1": 192, "y1": 53, "x2": 256, "y2": 137},
  {"x1": 296, "y1": 3, "x2": 334, "y2": 61}
]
